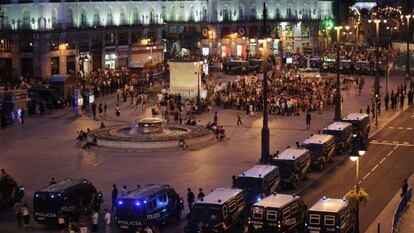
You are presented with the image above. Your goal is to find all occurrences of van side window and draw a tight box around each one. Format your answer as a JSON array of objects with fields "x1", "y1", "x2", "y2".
[
  {"x1": 252, "y1": 208, "x2": 263, "y2": 220},
  {"x1": 324, "y1": 215, "x2": 335, "y2": 226},
  {"x1": 309, "y1": 214, "x2": 320, "y2": 225},
  {"x1": 283, "y1": 207, "x2": 291, "y2": 219},
  {"x1": 146, "y1": 199, "x2": 157, "y2": 211},
  {"x1": 228, "y1": 199, "x2": 236, "y2": 213},
  {"x1": 222, "y1": 205, "x2": 228, "y2": 218},
  {"x1": 267, "y1": 210, "x2": 277, "y2": 221},
  {"x1": 291, "y1": 202, "x2": 298, "y2": 215},
  {"x1": 157, "y1": 194, "x2": 168, "y2": 206}
]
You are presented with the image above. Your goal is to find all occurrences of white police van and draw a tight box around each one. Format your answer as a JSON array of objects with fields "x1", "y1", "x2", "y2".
[
  {"x1": 322, "y1": 122, "x2": 353, "y2": 154},
  {"x1": 185, "y1": 188, "x2": 247, "y2": 232},
  {"x1": 342, "y1": 113, "x2": 370, "y2": 145},
  {"x1": 115, "y1": 184, "x2": 183, "y2": 230},
  {"x1": 235, "y1": 165, "x2": 280, "y2": 204},
  {"x1": 302, "y1": 134, "x2": 336, "y2": 170},
  {"x1": 270, "y1": 148, "x2": 311, "y2": 188},
  {"x1": 306, "y1": 197, "x2": 355, "y2": 233},
  {"x1": 248, "y1": 193, "x2": 307, "y2": 233}
]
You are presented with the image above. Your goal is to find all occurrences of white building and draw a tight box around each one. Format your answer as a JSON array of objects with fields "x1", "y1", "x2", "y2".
[{"x1": 0, "y1": 0, "x2": 333, "y2": 80}]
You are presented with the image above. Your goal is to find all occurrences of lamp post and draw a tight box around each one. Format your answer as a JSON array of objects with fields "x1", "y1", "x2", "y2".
[
  {"x1": 193, "y1": 61, "x2": 202, "y2": 110},
  {"x1": 405, "y1": 15, "x2": 412, "y2": 80},
  {"x1": 349, "y1": 149, "x2": 365, "y2": 233},
  {"x1": 334, "y1": 26, "x2": 343, "y2": 121},
  {"x1": 260, "y1": 2, "x2": 270, "y2": 163}
]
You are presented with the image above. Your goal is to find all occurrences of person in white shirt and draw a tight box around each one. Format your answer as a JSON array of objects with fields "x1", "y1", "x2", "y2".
[
  {"x1": 104, "y1": 209, "x2": 111, "y2": 233},
  {"x1": 91, "y1": 211, "x2": 99, "y2": 233}
]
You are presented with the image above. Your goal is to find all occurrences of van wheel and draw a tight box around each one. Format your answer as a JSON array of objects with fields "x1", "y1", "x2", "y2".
[
  {"x1": 318, "y1": 161, "x2": 325, "y2": 170},
  {"x1": 291, "y1": 178, "x2": 298, "y2": 189}
]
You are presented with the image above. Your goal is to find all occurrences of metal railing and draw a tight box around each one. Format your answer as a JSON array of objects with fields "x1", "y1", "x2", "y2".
[{"x1": 391, "y1": 187, "x2": 412, "y2": 233}]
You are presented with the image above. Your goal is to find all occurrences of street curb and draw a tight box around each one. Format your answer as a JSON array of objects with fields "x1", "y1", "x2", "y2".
[{"x1": 365, "y1": 172, "x2": 414, "y2": 233}]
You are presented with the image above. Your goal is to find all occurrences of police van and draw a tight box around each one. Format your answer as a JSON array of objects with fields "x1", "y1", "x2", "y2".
[
  {"x1": 0, "y1": 175, "x2": 24, "y2": 209},
  {"x1": 302, "y1": 134, "x2": 336, "y2": 170},
  {"x1": 248, "y1": 193, "x2": 307, "y2": 233},
  {"x1": 33, "y1": 179, "x2": 103, "y2": 225},
  {"x1": 306, "y1": 197, "x2": 355, "y2": 233},
  {"x1": 115, "y1": 184, "x2": 183, "y2": 230},
  {"x1": 185, "y1": 188, "x2": 247, "y2": 232},
  {"x1": 342, "y1": 113, "x2": 370, "y2": 145},
  {"x1": 322, "y1": 122, "x2": 353, "y2": 154},
  {"x1": 235, "y1": 165, "x2": 280, "y2": 204},
  {"x1": 270, "y1": 148, "x2": 311, "y2": 188}
]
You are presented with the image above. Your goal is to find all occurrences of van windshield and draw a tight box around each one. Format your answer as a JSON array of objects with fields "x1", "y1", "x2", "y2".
[
  {"x1": 33, "y1": 192, "x2": 61, "y2": 214},
  {"x1": 116, "y1": 200, "x2": 145, "y2": 218},
  {"x1": 304, "y1": 144, "x2": 323, "y2": 155},
  {"x1": 236, "y1": 177, "x2": 264, "y2": 193},
  {"x1": 190, "y1": 205, "x2": 222, "y2": 223},
  {"x1": 272, "y1": 160, "x2": 294, "y2": 178}
]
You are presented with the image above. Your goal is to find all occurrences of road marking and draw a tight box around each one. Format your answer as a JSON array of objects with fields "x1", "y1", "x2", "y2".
[
  {"x1": 389, "y1": 126, "x2": 395, "y2": 129},
  {"x1": 403, "y1": 142, "x2": 410, "y2": 144},
  {"x1": 362, "y1": 172, "x2": 371, "y2": 181},
  {"x1": 370, "y1": 141, "x2": 414, "y2": 146},
  {"x1": 411, "y1": 115, "x2": 414, "y2": 119},
  {"x1": 382, "y1": 140, "x2": 388, "y2": 143},
  {"x1": 408, "y1": 128, "x2": 413, "y2": 130},
  {"x1": 361, "y1": 145, "x2": 399, "y2": 183},
  {"x1": 371, "y1": 139, "x2": 378, "y2": 142},
  {"x1": 398, "y1": 127, "x2": 404, "y2": 130},
  {"x1": 393, "y1": 141, "x2": 399, "y2": 144}
]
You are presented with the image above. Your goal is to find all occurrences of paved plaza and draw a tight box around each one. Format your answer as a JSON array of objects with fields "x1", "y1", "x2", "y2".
[{"x1": 0, "y1": 74, "x2": 412, "y2": 233}]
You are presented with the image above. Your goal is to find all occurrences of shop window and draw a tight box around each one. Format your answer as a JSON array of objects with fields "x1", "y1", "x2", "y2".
[
  {"x1": 118, "y1": 33, "x2": 128, "y2": 45},
  {"x1": 51, "y1": 57, "x2": 59, "y2": 75}
]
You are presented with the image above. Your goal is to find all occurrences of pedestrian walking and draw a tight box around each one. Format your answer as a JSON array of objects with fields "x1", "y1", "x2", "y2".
[
  {"x1": 384, "y1": 92, "x2": 389, "y2": 110},
  {"x1": 236, "y1": 112, "x2": 243, "y2": 126},
  {"x1": 98, "y1": 103, "x2": 103, "y2": 115},
  {"x1": 78, "y1": 214, "x2": 88, "y2": 233},
  {"x1": 366, "y1": 105, "x2": 370, "y2": 116},
  {"x1": 187, "y1": 188, "x2": 195, "y2": 212},
  {"x1": 213, "y1": 111, "x2": 218, "y2": 123},
  {"x1": 49, "y1": 177, "x2": 57, "y2": 185},
  {"x1": 104, "y1": 209, "x2": 111, "y2": 233},
  {"x1": 91, "y1": 210, "x2": 99, "y2": 233},
  {"x1": 111, "y1": 184, "x2": 118, "y2": 211},
  {"x1": 104, "y1": 102, "x2": 107, "y2": 115},
  {"x1": 20, "y1": 108, "x2": 25, "y2": 124},
  {"x1": 91, "y1": 102, "x2": 97, "y2": 120},
  {"x1": 305, "y1": 110, "x2": 311, "y2": 129},
  {"x1": 232, "y1": 175, "x2": 237, "y2": 188},
  {"x1": 122, "y1": 185, "x2": 128, "y2": 196},
  {"x1": 401, "y1": 179, "x2": 409, "y2": 197},
  {"x1": 197, "y1": 188, "x2": 205, "y2": 200},
  {"x1": 21, "y1": 203, "x2": 30, "y2": 229},
  {"x1": 13, "y1": 201, "x2": 22, "y2": 227},
  {"x1": 115, "y1": 104, "x2": 121, "y2": 119}
]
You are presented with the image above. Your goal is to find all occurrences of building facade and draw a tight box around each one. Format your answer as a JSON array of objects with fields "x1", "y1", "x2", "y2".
[{"x1": 0, "y1": 0, "x2": 333, "y2": 81}]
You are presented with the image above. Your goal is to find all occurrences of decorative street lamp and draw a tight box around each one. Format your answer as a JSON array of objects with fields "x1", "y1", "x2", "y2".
[
  {"x1": 403, "y1": 14, "x2": 413, "y2": 80},
  {"x1": 193, "y1": 61, "x2": 203, "y2": 111},
  {"x1": 260, "y1": 2, "x2": 270, "y2": 163},
  {"x1": 334, "y1": 25, "x2": 343, "y2": 121},
  {"x1": 349, "y1": 149, "x2": 366, "y2": 233}
]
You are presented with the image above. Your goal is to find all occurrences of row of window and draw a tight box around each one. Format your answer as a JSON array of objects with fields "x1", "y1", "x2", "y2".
[
  {"x1": 309, "y1": 214, "x2": 336, "y2": 226},
  {"x1": 252, "y1": 202, "x2": 299, "y2": 221}
]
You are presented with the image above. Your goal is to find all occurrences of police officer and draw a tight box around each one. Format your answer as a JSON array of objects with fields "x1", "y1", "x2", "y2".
[
  {"x1": 49, "y1": 177, "x2": 57, "y2": 185},
  {"x1": 197, "y1": 188, "x2": 205, "y2": 200},
  {"x1": 187, "y1": 188, "x2": 195, "y2": 212},
  {"x1": 111, "y1": 184, "x2": 118, "y2": 211}
]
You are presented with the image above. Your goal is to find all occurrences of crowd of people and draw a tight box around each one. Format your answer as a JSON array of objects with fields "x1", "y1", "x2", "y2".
[{"x1": 211, "y1": 70, "x2": 338, "y2": 117}]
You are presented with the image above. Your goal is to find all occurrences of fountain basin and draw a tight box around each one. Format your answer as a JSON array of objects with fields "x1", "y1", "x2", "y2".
[{"x1": 88, "y1": 123, "x2": 214, "y2": 150}]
